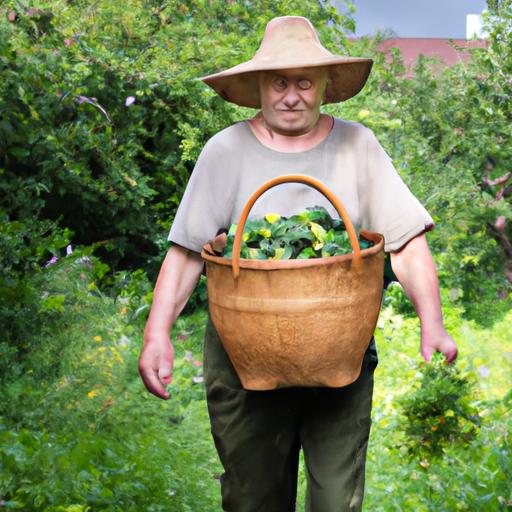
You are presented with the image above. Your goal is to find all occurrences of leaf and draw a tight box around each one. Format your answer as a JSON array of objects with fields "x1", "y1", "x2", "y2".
[
  {"x1": 309, "y1": 221, "x2": 327, "y2": 242},
  {"x1": 240, "y1": 246, "x2": 266, "y2": 259},
  {"x1": 271, "y1": 246, "x2": 293, "y2": 260},
  {"x1": 270, "y1": 222, "x2": 288, "y2": 238},
  {"x1": 322, "y1": 242, "x2": 341, "y2": 256},
  {"x1": 297, "y1": 247, "x2": 317, "y2": 259}
]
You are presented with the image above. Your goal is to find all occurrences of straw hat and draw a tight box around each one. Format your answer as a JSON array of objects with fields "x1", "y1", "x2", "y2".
[{"x1": 198, "y1": 16, "x2": 373, "y2": 109}]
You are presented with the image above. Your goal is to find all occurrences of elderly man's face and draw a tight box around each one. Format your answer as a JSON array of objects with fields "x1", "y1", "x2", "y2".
[{"x1": 258, "y1": 67, "x2": 329, "y2": 136}]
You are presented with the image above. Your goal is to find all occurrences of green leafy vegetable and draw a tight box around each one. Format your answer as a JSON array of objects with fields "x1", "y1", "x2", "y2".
[{"x1": 223, "y1": 206, "x2": 374, "y2": 260}]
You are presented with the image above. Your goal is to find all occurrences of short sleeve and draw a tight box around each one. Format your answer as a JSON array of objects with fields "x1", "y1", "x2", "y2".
[
  {"x1": 360, "y1": 128, "x2": 435, "y2": 252},
  {"x1": 167, "y1": 138, "x2": 231, "y2": 253}
]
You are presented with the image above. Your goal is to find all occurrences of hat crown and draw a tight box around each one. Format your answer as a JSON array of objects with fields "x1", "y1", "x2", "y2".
[{"x1": 254, "y1": 16, "x2": 334, "y2": 62}]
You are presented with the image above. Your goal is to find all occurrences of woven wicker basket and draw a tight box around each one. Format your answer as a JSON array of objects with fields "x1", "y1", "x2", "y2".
[{"x1": 201, "y1": 174, "x2": 384, "y2": 390}]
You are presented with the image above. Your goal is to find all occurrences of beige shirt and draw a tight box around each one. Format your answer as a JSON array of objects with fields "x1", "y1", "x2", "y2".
[{"x1": 168, "y1": 116, "x2": 434, "y2": 254}]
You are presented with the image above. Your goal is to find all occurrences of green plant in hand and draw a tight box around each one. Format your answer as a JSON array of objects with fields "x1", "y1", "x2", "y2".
[
  {"x1": 222, "y1": 206, "x2": 374, "y2": 260},
  {"x1": 397, "y1": 353, "x2": 481, "y2": 464}
]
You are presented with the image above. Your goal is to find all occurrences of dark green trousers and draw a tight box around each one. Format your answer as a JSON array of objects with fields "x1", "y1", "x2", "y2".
[{"x1": 203, "y1": 312, "x2": 377, "y2": 512}]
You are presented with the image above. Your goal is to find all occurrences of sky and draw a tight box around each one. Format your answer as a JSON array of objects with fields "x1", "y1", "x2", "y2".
[{"x1": 334, "y1": 0, "x2": 488, "y2": 38}]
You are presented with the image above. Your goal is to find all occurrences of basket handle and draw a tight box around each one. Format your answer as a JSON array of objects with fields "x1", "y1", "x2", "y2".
[{"x1": 232, "y1": 174, "x2": 362, "y2": 279}]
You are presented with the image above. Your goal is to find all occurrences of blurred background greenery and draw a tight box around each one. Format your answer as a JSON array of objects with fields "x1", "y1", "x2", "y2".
[{"x1": 0, "y1": 0, "x2": 510, "y2": 510}]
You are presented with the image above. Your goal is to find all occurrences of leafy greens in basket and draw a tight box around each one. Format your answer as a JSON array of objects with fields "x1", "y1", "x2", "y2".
[{"x1": 222, "y1": 206, "x2": 374, "y2": 260}]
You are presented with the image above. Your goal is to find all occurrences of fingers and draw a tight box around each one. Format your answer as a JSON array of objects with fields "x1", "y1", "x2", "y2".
[
  {"x1": 421, "y1": 345, "x2": 434, "y2": 363},
  {"x1": 158, "y1": 362, "x2": 173, "y2": 385},
  {"x1": 139, "y1": 366, "x2": 170, "y2": 400},
  {"x1": 443, "y1": 345, "x2": 458, "y2": 365},
  {"x1": 421, "y1": 341, "x2": 458, "y2": 365}
]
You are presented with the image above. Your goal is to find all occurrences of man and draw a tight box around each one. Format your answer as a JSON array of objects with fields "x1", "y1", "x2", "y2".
[{"x1": 138, "y1": 16, "x2": 458, "y2": 511}]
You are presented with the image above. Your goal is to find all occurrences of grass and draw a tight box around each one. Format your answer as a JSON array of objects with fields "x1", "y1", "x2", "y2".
[{"x1": 1, "y1": 259, "x2": 510, "y2": 510}]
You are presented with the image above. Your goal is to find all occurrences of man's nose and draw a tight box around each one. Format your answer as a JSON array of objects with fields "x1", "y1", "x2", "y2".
[{"x1": 282, "y1": 85, "x2": 300, "y2": 108}]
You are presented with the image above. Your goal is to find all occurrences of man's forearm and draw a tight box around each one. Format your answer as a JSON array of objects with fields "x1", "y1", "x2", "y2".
[
  {"x1": 389, "y1": 234, "x2": 443, "y2": 330},
  {"x1": 144, "y1": 245, "x2": 204, "y2": 340}
]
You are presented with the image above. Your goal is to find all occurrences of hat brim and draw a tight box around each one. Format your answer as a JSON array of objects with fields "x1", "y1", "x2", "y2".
[{"x1": 198, "y1": 57, "x2": 373, "y2": 108}]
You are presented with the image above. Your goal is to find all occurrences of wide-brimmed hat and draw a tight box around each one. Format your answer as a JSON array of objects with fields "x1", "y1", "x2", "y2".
[{"x1": 198, "y1": 16, "x2": 373, "y2": 109}]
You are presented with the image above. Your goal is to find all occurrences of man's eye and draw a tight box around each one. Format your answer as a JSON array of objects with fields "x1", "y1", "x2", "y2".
[
  {"x1": 273, "y1": 78, "x2": 287, "y2": 89},
  {"x1": 298, "y1": 79, "x2": 312, "y2": 90}
]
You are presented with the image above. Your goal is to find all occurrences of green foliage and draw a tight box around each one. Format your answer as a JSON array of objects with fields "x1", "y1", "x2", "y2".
[
  {"x1": 0, "y1": 256, "x2": 218, "y2": 510},
  {"x1": 1, "y1": 0, "x2": 511, "y2": 324},
  {"x1": 361, "y1": 304, "x2": 512, "y2": 511},
  {"x1": 397, "y1": 353, "x2": 481, "y2": 461},
  {"x1": 0, "y1": 254, "x2": 510, "y2": 510},
  {"x1": 0, "y1": 0, "x2": 356, "y2": 278},
  {"x1": 222, "y1": 206, "x2": 374, "y2": 260},
  {"x1": 328, "y1": 0, "x2": 512, "y2": 325}
]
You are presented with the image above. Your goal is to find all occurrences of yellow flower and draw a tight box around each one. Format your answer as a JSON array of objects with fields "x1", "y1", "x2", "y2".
[
  {"x1": 358, "y1": 109, "x2": 371, "y2": 119},
  {"x1": 93, "y1": 335, "x2": 102, "y2": 342},
  {"x1": 258, "y1": 228, "x2": 272, "y2": 238},
  {"x1": 242, "y1": 232, "x2": 249, "y2": 242},
  {"x1": 265, "y1": 213, "x2": 281, "y2": 224},
  {"x1": 431, "y1": 425, "x2": 438, "y2": 431},
  {"x1": 87, "y1": 390, "x2": 98, "y2": 399},
  {"x1": 110, "y1": 347, "x2": 125, "y2": 365},
  {"x1": 120, "y1": 307, "x2": 128, "y2": 315}
]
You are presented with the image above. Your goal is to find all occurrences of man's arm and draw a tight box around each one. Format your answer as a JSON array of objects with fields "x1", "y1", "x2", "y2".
[
  {"x1": 389, "y1": 233, "x2": 458, "y2": 363},
  {"x1": 138, "y1": 244, "x2": 204, "y2": 399}
]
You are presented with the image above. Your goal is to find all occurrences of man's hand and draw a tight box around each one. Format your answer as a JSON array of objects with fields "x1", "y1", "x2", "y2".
[
  {"x1": 138, "y1": 335, "x2": 174, "y2": 400},
  {"x1": 420, "y1": 325, "x2": 458, "y2": 364},
  {"x1": 137, "y1": 244, "x2": 204, "y2": 400},
  {"x1": 390, "y1": 233, "x2": 459, "y2": 365}
]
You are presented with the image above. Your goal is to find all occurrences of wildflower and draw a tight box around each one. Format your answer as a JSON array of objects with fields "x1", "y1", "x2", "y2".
[
  {"x1": 431, "y1": 425, "x2": 438, "y2": 431},
  {"x1": 64, "y1": 38, "x2": 74, "y2": 46},
  {"x1": 478, "y1": 365, "x2": 490, "y2": 378},
  {"x1": 120, "y1": 306, "x2": 128, "y2": 315},
  {"x1": 193, "y1": 376, "x2": 204, "y2": 384},
  {"x1": 184, "y1": 351, "x2": 193, "y2": 361},
  {"x1": 358, "y1": 109, "x2": 370, "y2": 119},
  {"x1": 125, "y1": 96, "x2": 136, "y2": 107},
  {"x1": 78, "y1": 256, "x2": 92, "y2": 266},
  {"x1": 419, "y1": 460, "x2": 431, "y2": 469},
  {"x1": 94, "y1": 335, "x2": 102, "y2": 342},
  {"x1": 44, "y1": 256, "x2": 58, "y2": 268},
  {"x1": 110, "y1": 347, "x2": 125, "y2": 365},
  {"x1": 87, "y1": 390, "x2": 98, "y2": 398},
  {"x1": 192, "y1": 360, "x2": 203, "y2": 367},
  {"x1": 66, "y1": 244, "x2": 73, "y2": 255}
]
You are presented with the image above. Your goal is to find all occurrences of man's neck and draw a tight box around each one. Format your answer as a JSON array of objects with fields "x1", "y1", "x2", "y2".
[{"x1": 247, "y1": 113, "x2": 333, "y2": 153}]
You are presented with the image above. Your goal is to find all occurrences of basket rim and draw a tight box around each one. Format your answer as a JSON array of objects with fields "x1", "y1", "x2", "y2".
[{"x1": 201, "y1": 229, "x2": 384, "y2": 270}]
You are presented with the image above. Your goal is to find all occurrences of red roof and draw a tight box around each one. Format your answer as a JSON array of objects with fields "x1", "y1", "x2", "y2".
[{"x1": 374, "y1": 37, "x2": 489, "y2": 76}]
